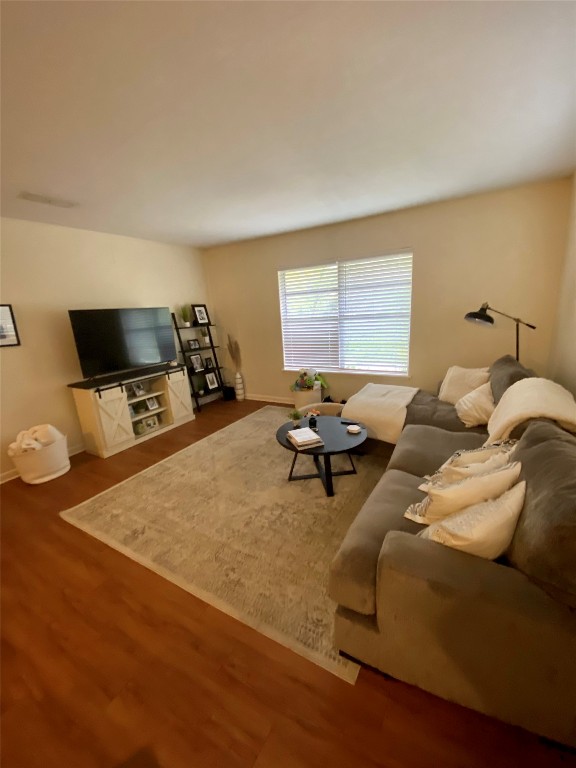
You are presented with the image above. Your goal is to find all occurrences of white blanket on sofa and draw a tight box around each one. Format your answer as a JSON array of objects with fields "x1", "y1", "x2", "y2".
[
  {"x1": 341, "y1": 383, "x2": 419, "y2": 443},
  {"x1": 487, "y1": 377, "x2": 576, "y2": 442}
]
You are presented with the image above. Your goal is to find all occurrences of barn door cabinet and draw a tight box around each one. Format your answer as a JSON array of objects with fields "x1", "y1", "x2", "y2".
[{"x1": 69, "y1": 366, "x2": 194, "y2": 458}]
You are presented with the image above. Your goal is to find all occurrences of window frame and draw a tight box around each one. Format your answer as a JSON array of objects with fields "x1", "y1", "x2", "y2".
[{"x1": 278, "y1": 251, "x2": 413, "y2": 377}]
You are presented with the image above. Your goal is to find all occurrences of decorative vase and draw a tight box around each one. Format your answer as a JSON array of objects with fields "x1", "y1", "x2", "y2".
[{"x1": 234, "y1": 371, "x2": 245, "y2": 401}]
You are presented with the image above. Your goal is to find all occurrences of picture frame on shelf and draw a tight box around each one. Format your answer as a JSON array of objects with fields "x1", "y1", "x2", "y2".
[
  {"x1": 190, "y1": 354, "x2": 204, "y2": 372},
  {"x1": 145, "y1": 396, "x2": 159, "y2": 410},
  {"x1": 204, "y1": 356, "x2": 214, "y2": 369},
  {"x1": 124, "y1": 383, "x2": 134, "y2": 397},
  {"x1": 192, "y1": 304, "x2": 210, "y2": 326},
  {"x1": 187, "y1": 339, "x2": 200, "y2": 350},
  {"x1": 0, "y1": 304, "x2": 21, "y2": 347},
  {"x1": 132, "y1": 382, "x2": 146, "y2": 397},
  {"x1": 128, "y1": 404, "x2": 136, "y2": 418},
  {"x1": 144, "y1": 415, "x2": 159, "y2": 431},
  {"x1": 205, "y1": 372, "x2": 219, "y2": 390}
]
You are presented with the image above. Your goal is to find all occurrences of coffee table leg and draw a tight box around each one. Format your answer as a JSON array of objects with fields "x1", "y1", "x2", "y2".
[
  {"x1": 288, "y1": 451, "x2": 298, "y2": 481},
  {"x1": 323, "y1": 454, "x2": 334, "y2": 497},
  {"x1": 311, "y1": 454, "x2": 335, "y2": 497}
]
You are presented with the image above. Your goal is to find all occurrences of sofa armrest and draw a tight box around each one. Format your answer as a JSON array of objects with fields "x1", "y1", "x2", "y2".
[
  {"x1": 377, "y1": 530, "x2": 575, "y2": 625},
  {"x1": 375, "y1": 531, "x2": 576, "y2": 744}
]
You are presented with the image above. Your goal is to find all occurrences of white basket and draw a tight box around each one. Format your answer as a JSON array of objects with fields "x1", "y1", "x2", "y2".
[{"x1": 11, "y1": 435, "x2": 71, "y2": 484}]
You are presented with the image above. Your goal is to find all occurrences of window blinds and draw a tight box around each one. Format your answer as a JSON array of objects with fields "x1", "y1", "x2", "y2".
[{"x1": 278, "y1": 253, "x2": 412, "y2": 375}]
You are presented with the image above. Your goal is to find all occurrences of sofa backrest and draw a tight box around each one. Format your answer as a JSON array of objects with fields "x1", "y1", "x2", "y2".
[
  {"x1": 489, "y1": 355, "x2": 536, "y2": 404},
  {"x1": 507, "y1": 420, "x2": 576, "y2": 609}
]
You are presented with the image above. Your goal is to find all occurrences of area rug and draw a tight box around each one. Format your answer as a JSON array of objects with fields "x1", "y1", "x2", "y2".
[{"x1": 60, "y1": 406, "x2": 388, "y2": 682}]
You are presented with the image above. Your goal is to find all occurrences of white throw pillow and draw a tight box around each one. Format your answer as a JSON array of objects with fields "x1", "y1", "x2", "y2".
[
  {"x1": 455, "y1": 382, "x2": 495, "y2": 428},
  {"x1": 419, "y1": 450, "x2": 514, "y2": 491},
  {"x1": 419, "y1": 481, "x2": 526, "y2": 559},
  {"x1": 404, "y1": 461, "x2": 522, "y2": 524},
  {"x1": 422, "y1": 441, "x2": 517, "y2": 488},
  {"x1": 438, "y1": 366, "x2": 490, "y2": 405}
]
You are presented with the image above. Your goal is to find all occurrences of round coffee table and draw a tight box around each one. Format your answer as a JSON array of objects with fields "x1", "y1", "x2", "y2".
[{"x1": 276, "y1": 415, "x2": 367, "y2": 497}]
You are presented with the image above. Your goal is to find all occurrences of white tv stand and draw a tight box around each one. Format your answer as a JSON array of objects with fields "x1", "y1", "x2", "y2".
[{"x1": 68, "y1": 365, "x2": 194, "y2": 458}]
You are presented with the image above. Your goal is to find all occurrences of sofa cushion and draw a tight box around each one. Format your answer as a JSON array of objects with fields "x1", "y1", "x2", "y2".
[
  {"x1": 419, "y1": 480, "x2": 526, "y2": 559},
  {"x1": 507, "y1": 421, "x2": 576, "y2": 608},
  {"x1": 455, "y1": 382, "x2": 495, "y2": 427},
  {"x1": 405, "y1": 462, "x2": 522, "y2": 524},
  {"x1": 405, "y1": 390, "x2": 487, "y2": 434},
  {"x1": 438, "y1": 366, "x2": 490, "y2": 405},
  {"x1": 329, "y1": 470, "x2": 424, "y2": 615},
  {"x1": 489, "y1": 354, "x2": 536, "y2": 404},
  {"x1": 421, "y1": 440, "x2": 518, "y2": 488},
  {"x1": 388, "y1": 424, "x2": 486, "y2": 478}
]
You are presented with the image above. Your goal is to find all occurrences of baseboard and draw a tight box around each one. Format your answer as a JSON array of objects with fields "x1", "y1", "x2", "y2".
[
  {"x1": 245, "y1": 394, "x2": 293, "y2": 405},
  {"x1": 1, "y1": 467, "x2": 19, "y2": 484}
]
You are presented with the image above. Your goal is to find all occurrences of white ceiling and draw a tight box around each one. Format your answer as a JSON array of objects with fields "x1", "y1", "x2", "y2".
[{"x1": 1, "y1": 1, "x2": 575, "y2": 247}]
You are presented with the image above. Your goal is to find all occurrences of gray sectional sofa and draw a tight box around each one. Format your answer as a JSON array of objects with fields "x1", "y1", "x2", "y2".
[
  {"x1": 328, "y1": 358, "x2": 576, "y2": 747},
  {"x1": 403, "y1": 354, "x2": 536, "y2": 434}
]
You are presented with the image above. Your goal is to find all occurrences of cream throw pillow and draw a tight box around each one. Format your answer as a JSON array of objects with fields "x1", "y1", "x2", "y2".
[
  {"x1": 404, "y1": 461, "x2": 522, "y2": 524},
  {"x1": 419, "y1": 451, "x2": 514, "y2": 491},
  {"x1": 419, "y1": 481, "x2": 526, "y2": 559},
  {"x1": 455, "y1": 382, "x2": 495, "y2": 427},
  {"x1": 438, "y1": 366, "x2": 490, "y2": 405},
  {"x1": 422, "y1": 441, "x2": 517, "y2": 488}
]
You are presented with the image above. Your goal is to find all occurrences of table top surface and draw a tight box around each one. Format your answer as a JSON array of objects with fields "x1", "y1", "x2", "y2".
[{"x1": 276, "y1": 415, "x2": 367, "y2": 455}]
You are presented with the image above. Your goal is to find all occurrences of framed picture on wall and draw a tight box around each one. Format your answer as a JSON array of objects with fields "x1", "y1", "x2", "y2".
[
  {"x1": 0, "y1": 305, "x2": 20, "y2": 347},
  {"x1": 192, "y1": 304, "x2": 210, "y2": 326}
]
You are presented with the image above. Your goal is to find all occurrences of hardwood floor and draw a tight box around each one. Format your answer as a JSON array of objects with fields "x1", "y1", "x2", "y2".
[{"x1": 2, "y1": 400, "x2": 574, "y2": 768}]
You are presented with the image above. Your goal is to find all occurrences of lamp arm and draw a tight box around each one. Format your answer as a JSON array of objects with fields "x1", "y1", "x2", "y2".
[{"x1": 486, "y1": 305, "x2": 536, "y2": 330}]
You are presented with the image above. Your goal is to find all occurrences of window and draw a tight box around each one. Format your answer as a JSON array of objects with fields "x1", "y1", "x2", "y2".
[{"x1": 278, "y1": 252, "x2": 412, "y2": 375}]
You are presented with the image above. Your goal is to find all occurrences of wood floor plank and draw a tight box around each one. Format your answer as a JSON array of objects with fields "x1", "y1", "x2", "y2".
[{"x1": 2, "y1": 399, "x2": 574, "y2": 768}]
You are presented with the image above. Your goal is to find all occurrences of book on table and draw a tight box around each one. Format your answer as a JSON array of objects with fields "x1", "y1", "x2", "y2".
[{"x1": 287, "y1": 427, "x2": 324, "y2": 449}]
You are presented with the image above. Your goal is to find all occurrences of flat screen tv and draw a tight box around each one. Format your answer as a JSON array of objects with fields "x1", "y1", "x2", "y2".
[{"x1": 68, "y1": 307, "x2": 177, "y2": 379}]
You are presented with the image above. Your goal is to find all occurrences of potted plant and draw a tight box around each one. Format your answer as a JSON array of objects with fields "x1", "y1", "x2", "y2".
[
  {"x1": 291, "y1": 368, "x2": 328, "y2": 392},
  {"x1": 290, "y1": 368, "x2": 328, "y2": 410},
  {"x1": 179, "y1": 305, "x2": 192, "y2": 327},
  {"x1": 288, "y1": 409, "x2": 303, "y2": 427}
]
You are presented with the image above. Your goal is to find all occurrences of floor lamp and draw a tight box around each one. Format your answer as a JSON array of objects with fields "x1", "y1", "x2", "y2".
[{"x1": 464, "y1": 303, "x2": 536, "y2": 362}]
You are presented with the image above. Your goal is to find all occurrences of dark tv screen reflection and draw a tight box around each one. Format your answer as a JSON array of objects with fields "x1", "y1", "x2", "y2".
[{"x1": 68, "y1": 307, "x2": 177, "y2": 379}]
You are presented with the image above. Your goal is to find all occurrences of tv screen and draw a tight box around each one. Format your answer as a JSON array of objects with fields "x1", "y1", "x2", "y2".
[{"x1": 68, "y1": 307, "x2": 177, "y2": 379}]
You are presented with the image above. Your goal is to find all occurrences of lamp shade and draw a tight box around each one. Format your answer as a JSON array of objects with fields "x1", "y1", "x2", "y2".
[
  {"x1": 463, "y1": 302, "x2": 536, "y2": 362},
  {"x1": 464, "y1": 304, "x2": 494, "y2": 325}
]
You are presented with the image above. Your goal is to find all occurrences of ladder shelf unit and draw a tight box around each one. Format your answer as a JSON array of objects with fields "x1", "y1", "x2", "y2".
[{"x1": 171, "y1": 311, "x2": 224, "y2": 411}]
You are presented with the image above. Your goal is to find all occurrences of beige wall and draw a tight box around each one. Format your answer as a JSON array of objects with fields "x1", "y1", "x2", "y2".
[
  {"x1": 550, "y1": 175, "x2": 576, "y2": 395},
  {"x1": 202, "y1": 178, "x2": 572, "y2": 404},
  {"x1": 0, "y1": 218, "x2": 206, "y2": 480}
]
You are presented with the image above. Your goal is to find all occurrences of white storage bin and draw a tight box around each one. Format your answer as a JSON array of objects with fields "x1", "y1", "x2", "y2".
[{"x1": 11, "y1": 435, "x2": 71, "y2": 484}]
